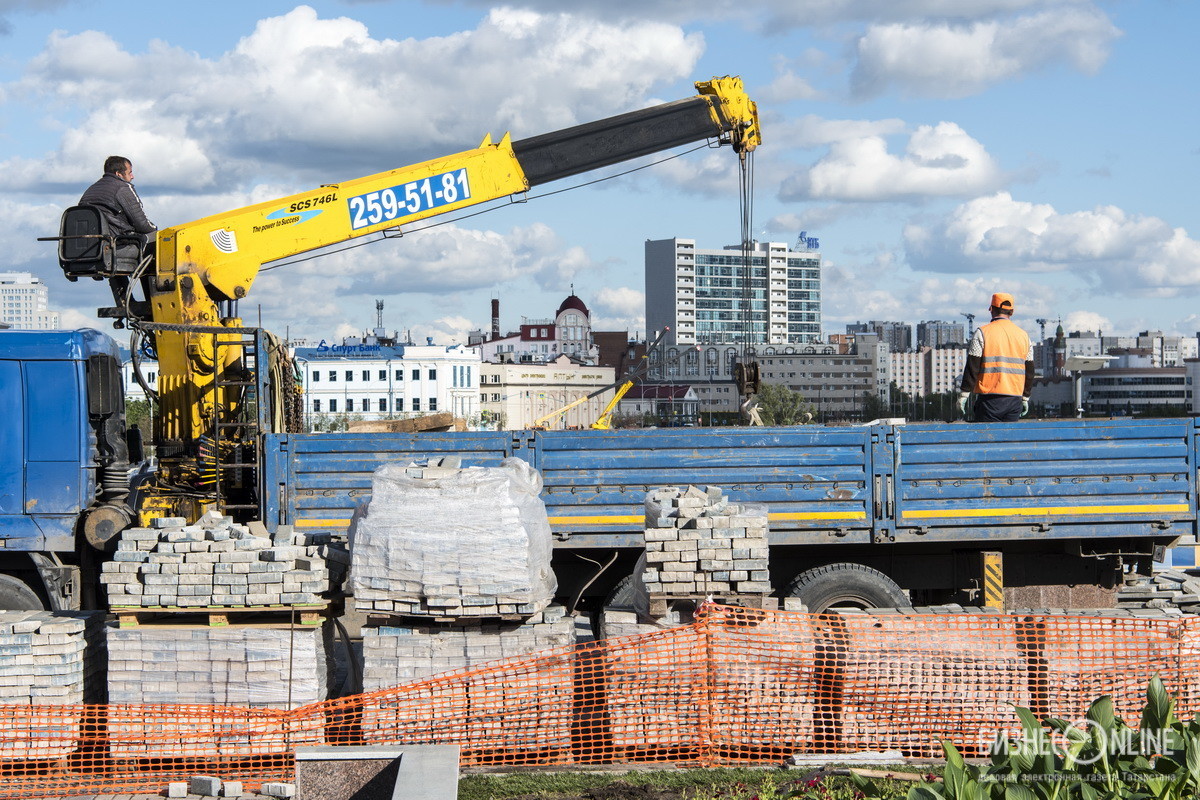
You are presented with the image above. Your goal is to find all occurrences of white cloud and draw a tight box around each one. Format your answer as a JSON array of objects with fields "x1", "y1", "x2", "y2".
[
  {"x1": 779, "y1": 115, "x2": 907, "y2": 149},
  {"x1": 904, "y1": 192, "x2": 1200, "y2": 295},
  {"x1": 57, "y1": 306, "x2": 104, "y2": 331},
  {"x1": 760, "y1": 68, "x2": 823, "y2": 104},
  {"x1": 430, "y1": 0, "x2": 1091, "y2": 28},
  {"x1": 851, "y1": 6, "x2": 1120, "y2": 98},
  {"x1": 1061, "y1": 310, "x2": 1111, "y2": 333},
  {"x1": 244, "y1": 220, "x2": 596, "y2": 339},
  {"x1": 407, "y1": 315, "x2": 477, "y2": 346},
  {"x1": 3, "y1": 6, "x2": 704, "y2": 193},
  {"x1": 780, "y1": 121, "x2": 1003, "y2": 202},
  {"x1": 641, "y1": 147, "x2": 744, "y2": 197},
  {"x1": 589, "y1": 286, "x2": 646, "y2": 332},
  {"x1": 820, "y1": 247, "x2": 1063, "y2": 337}
]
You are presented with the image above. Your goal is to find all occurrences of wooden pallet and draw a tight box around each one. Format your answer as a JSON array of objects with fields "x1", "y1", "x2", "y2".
[
  {"x1": 648, "y1": 593, "x2": 777, "y2": 617},
  {"x1": 364, "y1": 611, "x2": 528, "y2": 628},
  {"x1": 111, "y1": 603, "x2": 328, "y2": 628}
]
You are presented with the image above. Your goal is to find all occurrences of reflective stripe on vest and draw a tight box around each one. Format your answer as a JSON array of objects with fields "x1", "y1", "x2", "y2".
[{"x1": 975, "y1": 318, "x2": 1029, "y2": 396}]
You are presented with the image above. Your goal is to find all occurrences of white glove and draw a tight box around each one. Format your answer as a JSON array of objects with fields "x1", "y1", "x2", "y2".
[
  {"x1": 958, "y1": 393, "x2": 969, "y2": 417},
  {"x1": 1021, "y1": 399, "x2": 1030, "y2": 417}
]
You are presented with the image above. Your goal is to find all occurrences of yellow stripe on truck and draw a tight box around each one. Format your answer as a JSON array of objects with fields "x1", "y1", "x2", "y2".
[
  {"x1": 546, "y1": 511, "x2": 867, "y2": 525},
  {"x1": 902, "y1": 503, "x2": 1189, "y2": 520},
  {"x1": 296, "y1": 504, "x2": 1180, "y2": 529},
  {"x1": 296, "y1": 510, "x2": 869, "y2": 528}
]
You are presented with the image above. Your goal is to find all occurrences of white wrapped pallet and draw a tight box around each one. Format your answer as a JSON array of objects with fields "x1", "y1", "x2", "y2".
[{"x1": 350, "y1": 458, "x2": 556, "y2": 618}]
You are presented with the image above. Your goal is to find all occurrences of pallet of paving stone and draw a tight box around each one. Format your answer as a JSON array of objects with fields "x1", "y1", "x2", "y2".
[
  {"x1": 358, "y1": 605, "x2": 575, "y2": 759},
  {"x1": 112, "y1": 603, "x2": 329, "y2": 628},
  {"x1": 99, "y1": 512, "x2": 339, "y2": 612},
  {"x1": 0, "y1": 611, "x2": 107, "y2": 761},
  {"x1": 106, "y1": 622, "x2": 333, "y2": 758}
]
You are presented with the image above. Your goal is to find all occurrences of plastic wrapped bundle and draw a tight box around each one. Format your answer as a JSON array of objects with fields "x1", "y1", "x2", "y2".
[{"x1": 350, "y1": 458, "x2": 556, "y2": 618}]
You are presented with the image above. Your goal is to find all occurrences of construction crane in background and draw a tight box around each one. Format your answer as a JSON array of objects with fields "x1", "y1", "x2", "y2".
[
  {"x1": 961, "y1": 312, "x2": 976, "y2": 338},
  {"x1": 530, "y1": 329, "x2": 679, "y2": 430},
  {"x1": 1036, "y1": 317, "x2": 1049, "y2": 343}
]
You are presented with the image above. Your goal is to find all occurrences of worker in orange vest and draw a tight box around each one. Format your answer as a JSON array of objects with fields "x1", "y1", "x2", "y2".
[{"x1": 958, "y1": 292, "x2": 1035, "y2": 422}]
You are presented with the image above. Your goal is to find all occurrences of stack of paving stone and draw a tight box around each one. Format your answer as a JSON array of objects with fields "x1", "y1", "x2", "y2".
[
  {"x1": 638, "y1": 485, "x2": 772, "y2": 602},
  {"x1": 1115, "y1": 570, "x2": 1200, "y2": 615},
  {"x1": 360, "y1": 604, "x2": 575, "y2": 754},
  {"x1": 349, "y1": 457, "x2": 556, "y2": 618},
  {"x1": 106, "y1": 623, "x2": 332, "y2": 709},
  {"x1": 352, "y1": 456, "x2": 575, "y2": 744},
  {"x1": 0, "y1": 611, "x2": 106, "y2": 759},
  {"x1": 99, "y1": 511, "x2": 338, "y2": 608},
  {"x1": 361, "y1": 604, "x2": 573, "y2": 689}
]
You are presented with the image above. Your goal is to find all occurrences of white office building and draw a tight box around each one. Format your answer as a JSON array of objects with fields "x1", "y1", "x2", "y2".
[
  {"x1": 479, "y1": 356, "x2": 615, "y2": 430},
  {"x1": 645, "y1": 238, "x2": 821, "y2": 348},
  {"x1": 0, "y1": 272, "x2": 60, "y2": 330},
  {"x1": 295, "y1": 339, "x2": 481, "y2": 423}
]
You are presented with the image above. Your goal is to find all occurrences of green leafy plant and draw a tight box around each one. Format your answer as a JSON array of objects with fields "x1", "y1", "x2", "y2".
[{"x1": 894, "y1": 676, "x2": 1200, "y2": 800}]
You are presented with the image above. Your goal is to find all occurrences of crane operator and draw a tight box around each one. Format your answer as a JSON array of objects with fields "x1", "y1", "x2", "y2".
[
  {"x1": 79, "y1": 155, "x2": 156, "y2": 263},
  {"x1": 958, "y1": 292, "x2": 1035, "y2": 422}
]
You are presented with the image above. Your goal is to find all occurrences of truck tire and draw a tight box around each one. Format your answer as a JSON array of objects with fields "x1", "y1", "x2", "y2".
[
  {"x1": 591, "y1": 575, "x2": 637, "y2": 640},
  {"x1": 784, "y1": 562, "x2": 907, "y2": 612},
  {"x1": 0, "y1": 574, "x2": 46, "y2": 610}
]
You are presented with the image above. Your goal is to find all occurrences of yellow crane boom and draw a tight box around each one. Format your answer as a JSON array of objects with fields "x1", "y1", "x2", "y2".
[{"x1": 52, "y1": 77, "x2": 761, "y2": 520}]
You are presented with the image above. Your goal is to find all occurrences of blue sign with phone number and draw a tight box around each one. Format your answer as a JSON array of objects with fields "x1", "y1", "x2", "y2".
[{"x1": 347, "y1": 168, "x2": 472, "y2": 230}]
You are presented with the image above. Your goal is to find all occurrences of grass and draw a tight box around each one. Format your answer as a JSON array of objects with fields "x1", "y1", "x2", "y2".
[{"x1": 457, "y1": 765, "x2": 923, "y2": 799}]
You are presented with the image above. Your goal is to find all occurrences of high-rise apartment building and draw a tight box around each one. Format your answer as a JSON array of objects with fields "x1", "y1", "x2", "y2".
[
  {"x1": 0, "y1": 272, "x2": 59, "y2": 330},
  {"x1": 645, "y1": 238, "x2": 821, "y2": 347},
  {"x1": 847, "y1": 320, "x2": 914, "y2": 353},
  {"x1": 917, "y1": 320, "x2": 965, "y2": 348}
]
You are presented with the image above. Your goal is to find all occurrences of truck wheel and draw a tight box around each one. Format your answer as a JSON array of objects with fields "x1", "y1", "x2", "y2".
[
  {"x1": 0, "y1": 574, "x2": 46, "y2": 610},
  {"x1": 591, "y1": 575, "x2": 637, "y2": 640},
  {"x1": 784, "y1": 562, "x2": 907, "y2": 612}
]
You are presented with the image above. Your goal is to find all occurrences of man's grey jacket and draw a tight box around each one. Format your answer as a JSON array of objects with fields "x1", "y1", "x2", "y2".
[{"x1": 79, "y1": 174, "x2": 156, "y2": 237}]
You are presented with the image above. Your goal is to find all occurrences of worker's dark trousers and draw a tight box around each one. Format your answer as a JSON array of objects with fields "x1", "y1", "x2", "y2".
[{"x1": 972, "y1": 393, "x2": 1023, "y2": 422}]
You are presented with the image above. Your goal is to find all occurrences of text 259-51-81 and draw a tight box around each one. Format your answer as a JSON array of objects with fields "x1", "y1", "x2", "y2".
[{"x1": 347, "y1": 168, "x2": 471, "y2": 231}]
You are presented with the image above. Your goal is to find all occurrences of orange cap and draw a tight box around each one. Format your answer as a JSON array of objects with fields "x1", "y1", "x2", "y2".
[{"x1": 990, "y1": 292, "x2": 1015, "y2": 311}]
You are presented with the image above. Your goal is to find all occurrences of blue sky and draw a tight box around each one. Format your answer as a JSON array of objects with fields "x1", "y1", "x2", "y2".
[{"x1": 1, "y1": 0, "x2": 1196, "y2": 346}]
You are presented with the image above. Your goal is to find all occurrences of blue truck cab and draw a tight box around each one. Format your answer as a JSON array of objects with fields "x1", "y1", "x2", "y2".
[{"x1": 0, "y1": 328, "x2": 135, "y2": 609}]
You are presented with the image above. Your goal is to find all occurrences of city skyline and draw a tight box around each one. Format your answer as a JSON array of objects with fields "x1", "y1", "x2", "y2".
[{"x1": 0, "y1": 2, "x2": 1195, "y2": 348}]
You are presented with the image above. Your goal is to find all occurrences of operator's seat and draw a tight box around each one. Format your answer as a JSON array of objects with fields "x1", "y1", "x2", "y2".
[{"x1": 54, "y1": 205, "x2": 147, "y2": 281}]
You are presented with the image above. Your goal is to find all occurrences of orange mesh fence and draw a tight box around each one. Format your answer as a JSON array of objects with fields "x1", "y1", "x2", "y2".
[{"x1": 2, "y1": 604, "x2": 1198, "y2": 798}]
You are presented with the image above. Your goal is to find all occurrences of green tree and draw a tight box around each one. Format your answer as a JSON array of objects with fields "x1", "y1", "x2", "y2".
[
  {"x1": 755, "y1": 384, "x2": 813, "y2": 426},
  {"x1": 125, "y1": 398, "x2": 153, "y2": 432},
  {"x1": 306, "y1": 412, "x2": 350, "y2": 432}
]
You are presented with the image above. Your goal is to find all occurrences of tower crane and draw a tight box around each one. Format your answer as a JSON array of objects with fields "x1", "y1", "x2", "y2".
[{"x1": 960, "y1": 312, "x2": 976, "y2": 338}]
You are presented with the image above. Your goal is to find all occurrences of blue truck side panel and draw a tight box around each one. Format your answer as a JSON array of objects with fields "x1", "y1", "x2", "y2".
[
  {"x1": 892, "y1": 418, "x2": 1197, "y2": 544},
  {"x1": 262, "y1": 431, "x2": 517, "y2": 531},
  {"x1": 532, "y1": 427, "x2": 874, "y2": 547},
  {"x1": 0, "y1": 329, "x2": 113, "y2": 552},
  {"x1": 262, "y1": 427, "x2": 877, "y2": 547},
  {"x1": 0, "y1": 360, "x2": 24, "y2": 516},
  {"x1": 264, "y1": 418, "x2": 1193, "y2": 550}
]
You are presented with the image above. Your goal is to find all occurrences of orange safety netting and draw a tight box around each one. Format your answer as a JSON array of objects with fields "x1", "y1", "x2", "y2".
[{"x1": 2, "y1": 603, "x2": 1198, "y2": 798}]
